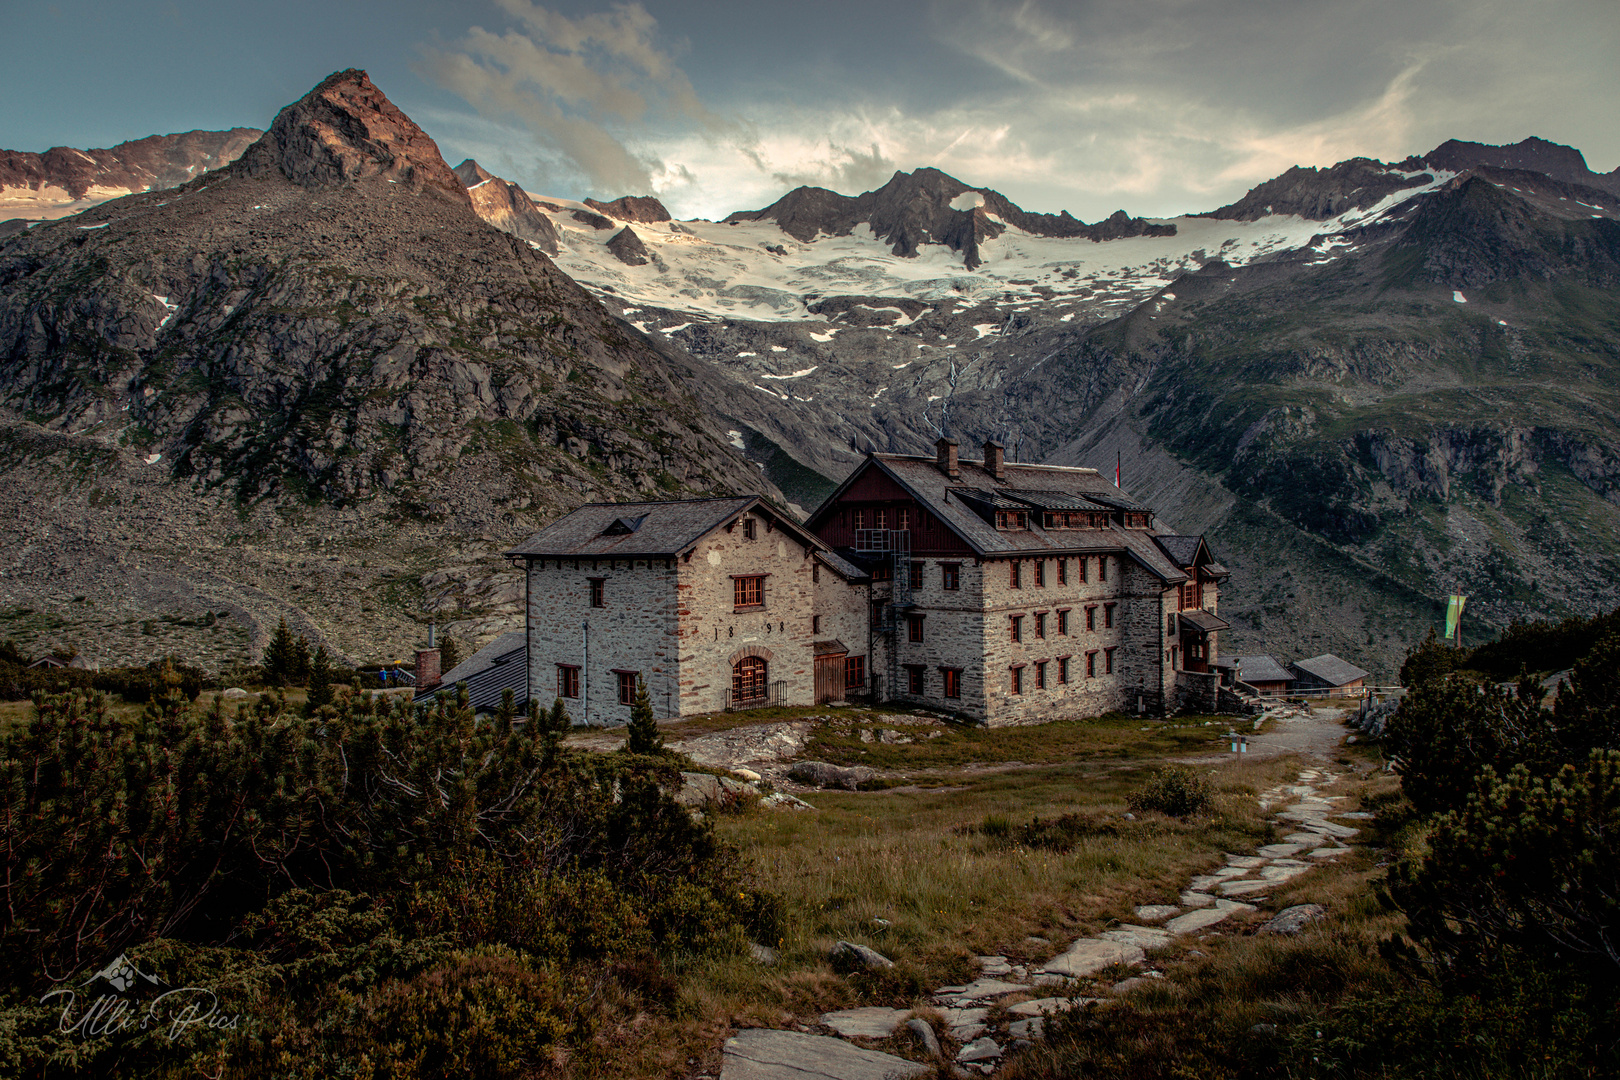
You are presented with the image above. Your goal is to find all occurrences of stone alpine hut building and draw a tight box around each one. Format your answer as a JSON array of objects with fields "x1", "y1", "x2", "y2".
[{"x1": 502, "y1": 439, "x2": 1230, "y2": 725}]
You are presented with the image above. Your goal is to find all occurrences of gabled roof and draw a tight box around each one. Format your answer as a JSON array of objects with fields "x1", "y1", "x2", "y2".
[
  {"x1": 415, "y1": 630, "x2": 527, "y2": 712},
  {"x1": 1292, "y1": 654, "x2": 1371, "y2": 686},
  {"x1": 1154, "y1": 535, "x2": 1206, "y2": 567},
  {"x1": 805, "y1": 453, "x2": 1194, "y2": 583},
  {"x1": 506, "y1": 496, "x2": 821, "y2": 559},
  {"x1": 1214, "y1": 655, "x2": 1294, "y2": 684}
]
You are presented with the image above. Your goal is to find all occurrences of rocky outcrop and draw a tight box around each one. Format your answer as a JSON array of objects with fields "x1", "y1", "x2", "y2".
[
  {"x1": 1207, "y1": 158, "x2": 1433, "y2": 221},
  {"x1": 1398, "y1": 173, "x2": 1620, "y2": 288},
  {"x1": 230, "y1": 69, "x2": 468, "y2": 203},
  {"x1": 452, "y1": 158, "x2": 560, "y2": 255},
  {"x1": 606, "y1": 226, "x2": 652, "y2": 265},
  {"x1": 0, "y1": 128, "x2": 261, "y2": 205},
  {"x1": 725, "y1": 167, "x2": 1173, "y2": 268},
  {"x1": 584, "y1": 195, "x2": 671, "y2": 223},
  {"x1": 1414, "y1": 136, "x2": 1620, "y2": 198}
]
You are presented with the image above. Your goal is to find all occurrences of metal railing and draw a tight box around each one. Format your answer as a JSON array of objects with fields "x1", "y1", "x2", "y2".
[{"x1": 723, "y1": 680, "x2": 787, "y2": 712}]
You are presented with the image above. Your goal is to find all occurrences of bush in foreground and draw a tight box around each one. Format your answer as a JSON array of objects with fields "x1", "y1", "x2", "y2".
[
  {"x1": 1127, "y1": 766, "x2": 1214, "y2": 817},
  {"x1": 0, "y1": 687, "x2": 778, "y2": 1077}
]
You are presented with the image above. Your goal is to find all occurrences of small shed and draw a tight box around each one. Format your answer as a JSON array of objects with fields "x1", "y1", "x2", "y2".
[
  {"x1": 1290, "y1": 653, "x2": 1370, "y2": 693},
  {"x1": 1215, "y1": 655, "x2": 1294, "y2": 695}
]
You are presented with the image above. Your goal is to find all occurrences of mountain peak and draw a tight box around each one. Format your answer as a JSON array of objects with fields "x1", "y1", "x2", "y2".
[
  {"x1": 1414, "y1": 136, "x2": 1620, "y2": 197},
  {"x1": 453, "y1": 158, "x2": 495, "y2": 186},
  {"x1": 231, "y1": 69, "x2": 468, "y2": 204},
  {"x1": 583, "y1": 195, "x2": 671, "y2": 223}
]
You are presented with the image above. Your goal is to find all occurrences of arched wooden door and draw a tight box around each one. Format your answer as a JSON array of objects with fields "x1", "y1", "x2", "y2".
[{"x1": 732, "y1": 656, "x2": 768, "y2": 704}]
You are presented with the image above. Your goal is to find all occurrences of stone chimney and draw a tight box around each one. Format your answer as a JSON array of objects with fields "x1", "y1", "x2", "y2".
[
  {"x1": 935, "y1": 437, "x2": 959, "y2": 479},
  {"x1": 983, "y1": 440, "x2": 1006, "y2": 483}
]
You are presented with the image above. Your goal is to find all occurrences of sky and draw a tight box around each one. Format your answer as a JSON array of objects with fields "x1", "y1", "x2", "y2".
[{"x1": 3, "y1": 0, "x2": 1617, "y2": 221}]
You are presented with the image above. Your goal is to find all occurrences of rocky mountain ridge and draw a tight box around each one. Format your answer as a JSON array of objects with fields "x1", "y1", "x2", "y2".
[
  {"x1": 0, "y1": 127, "x2": 261, "y2": 226},
  {"x1": 725, "y1": 167, "x2": 1174, "y2": 269},
  {"x1": 0, "y1": 70, "x2": 777, "y2": 669},
  {"x1": 452, "y1": 159, "x2": 560, "y2": 254}
]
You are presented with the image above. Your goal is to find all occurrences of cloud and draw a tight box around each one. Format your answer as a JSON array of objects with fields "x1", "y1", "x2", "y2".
[
  {"x1": 419, "y1": 0, "x2": 1620, "y2": 222},
  {"x1": 416, "y1": 1, "x2": 713, "y2": 195}
]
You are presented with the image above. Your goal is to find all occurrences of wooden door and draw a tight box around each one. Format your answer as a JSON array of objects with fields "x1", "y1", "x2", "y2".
[{"x1": 815, "y1": 653, "x2": 845, "y2": 704}]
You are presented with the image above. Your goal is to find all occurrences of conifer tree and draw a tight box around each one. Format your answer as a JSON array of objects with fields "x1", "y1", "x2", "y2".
[
  {"x1": 264, "y1": 616, "x2": 300, "y2": 686},
  {"x1": 439, "y1": 635, "x2": 461, "y2": 674},
  {"x1": 306, "y1": 644, "x2": 334, "y2": 714},
  {"x1": 541, "y1": 697, "x2": 571, "y2": 766},
  {"x1": 625, "y1": 676, "x2": 663, "y2": 755},
  {"x1": 292, "y1": 633, "x2": 312, "y2": 686}
]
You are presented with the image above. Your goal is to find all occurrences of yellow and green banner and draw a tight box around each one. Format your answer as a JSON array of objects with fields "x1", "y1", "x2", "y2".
[{"x1": 1444, "y1": 593, "x2": 1467, "y2": 641}]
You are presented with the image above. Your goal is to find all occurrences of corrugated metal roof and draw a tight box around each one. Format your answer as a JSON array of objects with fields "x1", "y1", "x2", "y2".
[
  {"x1": 1075, "y1": 489, "x2": 1153, "y2": 513},
  {"x1": 951, "y1": 486, "x2": 1034, "y2": 510},
  {"x1": 1002, "y1": 488, "x2": 1112, "y2": 511},
  {"x1": 415, "y1": 629, "x2": 528, "y2": 713},
  {"x1": 1292, "y1": 654, "x2": 1370, "y2": 686}
]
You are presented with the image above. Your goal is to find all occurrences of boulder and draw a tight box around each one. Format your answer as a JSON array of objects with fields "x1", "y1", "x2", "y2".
[
  {"x1": 956, "y1": 1036, "x2": 1002, "y2": 1063},
  {"x1": 904, "y1": 1017, "x2": 941, "y2": 1058},
  {"x1": 787, "y1": 760, "x2": 877, "y2": 790},
  {"x1": 1262, "y1": 904, "x2": 1327, "y2": 935},
  {"x1": 829, "y1": 940, "x2": 893, "y2": 972},
  {"x1": 748, "y1": 942, "x2": 778, "y2": 966}
]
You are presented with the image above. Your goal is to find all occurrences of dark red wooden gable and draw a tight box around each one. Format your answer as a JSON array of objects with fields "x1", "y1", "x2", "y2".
[{"x1": 811, "y1": 462, "x2": 972, "y2": 556}]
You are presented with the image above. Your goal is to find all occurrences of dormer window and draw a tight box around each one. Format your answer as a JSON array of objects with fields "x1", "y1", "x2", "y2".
[
  {"x1": 995, "y1": 510, "x2": 1029, "y2": 530},
  {"x1": 601, "y1": 514, "x2": 647, "y2": 536}
]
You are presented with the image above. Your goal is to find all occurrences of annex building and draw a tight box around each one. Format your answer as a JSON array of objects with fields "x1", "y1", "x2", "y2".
[{"x1": 497, "y1": 438, "x2": 1230, "y2": 726}]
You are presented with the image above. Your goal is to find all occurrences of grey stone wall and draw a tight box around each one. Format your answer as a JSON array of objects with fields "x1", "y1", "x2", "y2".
[
  {"x1": 884, "y1": 557, "x2": 988, "y2": 718},
  {"x1": 676, "y1": 510, "x2": 818, "y2": 714},
  {"x1": 813, "y1": 561, "x2": 870, "y2": 694},
  {"x1": 525, "y1": 556, "x2": 680, "y2": 726}
]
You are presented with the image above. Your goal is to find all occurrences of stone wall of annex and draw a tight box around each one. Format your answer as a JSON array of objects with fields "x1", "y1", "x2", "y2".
[
  {"x1": 813, "y1": 561, "x2": 871, "y2": 695},
  {"x1": 526, "y1": 556, "x2": 680, "y2": 725},
  {"x1": 675, "y1": 509, "x2": 819, "y2": 714}
]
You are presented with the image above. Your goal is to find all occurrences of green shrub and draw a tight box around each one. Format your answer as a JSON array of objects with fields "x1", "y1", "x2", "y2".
[
  {"x1": 0, "y1": 686, "x2": 781, "y2": 1078},
  {"x1": 1127, "y1": 766, "x2": 1214, "y2": 817}
]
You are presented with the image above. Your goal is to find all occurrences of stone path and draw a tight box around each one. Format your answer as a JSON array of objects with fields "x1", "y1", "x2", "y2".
[
  {"x1": 717, "y1": 745, "x2": 1360, "y2": 1077},
  {"x1": 716, "y1": 696, "x2": 1360, "y2": 1075}
]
